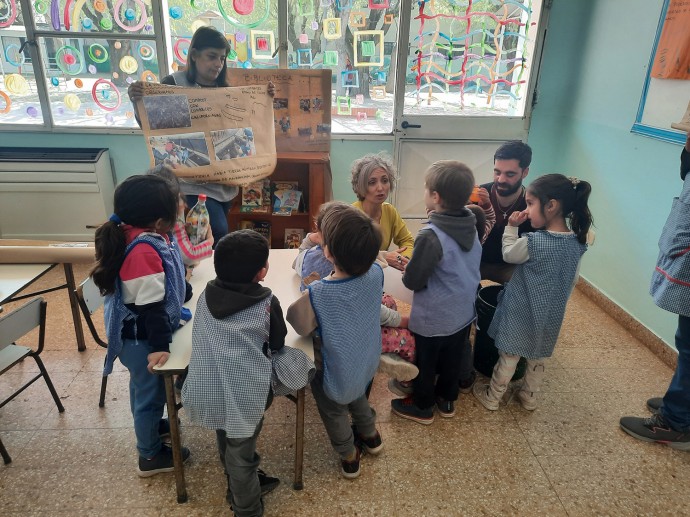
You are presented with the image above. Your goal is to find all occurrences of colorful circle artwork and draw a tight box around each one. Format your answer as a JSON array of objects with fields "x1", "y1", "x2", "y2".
[
  {"x1": 138, "y1": 43, "x2": 155, "y2": 60},
  {"x1": 105, "y1": 113, "x2": 114, "y2": 124},
  {"x1": 235, "y1": 32, "x2": 247, "y2": 43},
  {"x1": 74, "y1": 78, "x2": 84, "y2": 88},
  {"x1": 169, "y1": 6, "x2": 183, "y2": 19},
  {"x1": 82, "y1": 18, "x2": 93, "y2": 29},
  {"x1": 114, "y1": 41, "x2": 122, "y2": 50},
  {"x1": 228, "y1": 49, "x2": 238, "y2": 60},
  {"x1": 217, "y1": 0, "x2": 269, "y2": 28},
  {"x1": 99, "y1": 18, "x2": 113, "y2": 30},
  {"x1": 242, "y1": 61, "x2": 252, "y2": 69},
  {"x1": 190, "y1": 0, "x2": 203, "y2": 8},
  {"x1": 93, "y1": 0, "x2": 107, "y2": 13},
  {"x1": 92, "y1": 78, "x2": 121, "y2": 112},
  {"x1": 56, "y1": 45, "x2": 84, "y2": 75},
  {"x1": 26, "y1": 106, "x2": 39, "y2": 118},
  {"x1": 88, "y1": 64, "x2": 97, "y2": 74},
  {"x1": 0, "y1": 91, "x2": 11, "y2": 114},
  {"x1": 34, "y1": 1, "x2": 48, "y2": 15},
  {"x1": 174, "y1": 38, "x2": 191, "y2": 64},
  {"x1": 112, "y1": 72, "x2": 119, "y2": 79},
  {"x1": 233, "y1": 0, "x2": 254, "y2": 16},
  {"x1": 0, "y1": 0, "x2": 18, "y2": 29},
  {"x1": 114, "y1": 0, "x2": 147, "y2": 32},
  {"x1": 125, "y1": 110, "x2": 134, "y2": 119},
  {"x1": 56, "y1": 106, "x2": 65, "y2": 115},
  {"x1": 64, "y1": 93, "x2": 81, "y2": 111},
  {"x1": 119, "y1": 55, "x2": 139, "y2": 74},
  {"x1": 4, "y1": 44, "x2": 25, "y2": 67},
  {"x1": 311, "y1": 20, "x2": 319, "y2": 30},
  {"x1": 85, "y1": 108, "x2": 94, "y2": 116},
  {"x1": 172, "y1": 62, "x2": 179, "y2": 71},
  {"x1": 5, "y1": 74, "x2": 29, "y2": 95},
  {"x1": 88, "y1": 44, "x2": 108, "y2": 63},
  {"x1": 51, "y1": 77, "x2": 60, "y2": 86},
  {"x1": 141, "y1": 70, "x2": 157, "y2": 82}
]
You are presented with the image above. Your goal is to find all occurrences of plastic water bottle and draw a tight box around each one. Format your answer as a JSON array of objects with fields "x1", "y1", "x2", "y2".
[{"x1": 185, "y1": 194, "x2": 210, "y2": 246}]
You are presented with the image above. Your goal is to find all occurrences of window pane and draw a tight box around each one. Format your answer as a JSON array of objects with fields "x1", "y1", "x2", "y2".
[
  {"x1": 287, "y1": 0, "x2": 400, "y2": 134},
  {"x1": 167, "y1": 0, "x2": 279, "y2": 76},
  {"x1": 0, "y1": 3, "x2": 44, "y2": 125},
  {"x1": 40, "y1": 36, "x2": 160, "y2": 128},
  {"x1": 404, "y1": 0, "x2": 542, "y2": 117},
  {"x1": 32, "y1": 0, "x2": 157, "y2": 35}
]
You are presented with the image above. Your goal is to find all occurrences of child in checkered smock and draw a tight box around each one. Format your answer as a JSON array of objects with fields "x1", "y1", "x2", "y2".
[{"x1": 474, "y1": 174, "x2": 593, "y2": 411}]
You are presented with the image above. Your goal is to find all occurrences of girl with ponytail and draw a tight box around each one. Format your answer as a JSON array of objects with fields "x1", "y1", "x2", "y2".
[{"x1": 474, "y1": 173, "x2": 593, "y2": 412}]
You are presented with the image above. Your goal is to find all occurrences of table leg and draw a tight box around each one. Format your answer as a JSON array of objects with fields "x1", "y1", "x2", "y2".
[
  {"x1": 63, "y1": 263, "x2": 86, "y2": 352},
  {"x1": 164, "y1": 375, "x2": 188, "y2": 503},
  {"x1": 293, "y1": 387, "x2": 305, "y2": 490}
]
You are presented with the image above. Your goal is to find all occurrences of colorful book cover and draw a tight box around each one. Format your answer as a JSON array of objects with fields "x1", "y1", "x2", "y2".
[
  {"x1": 274, "y1": 189, "x2": 302, "y2": 216},
  {"x1": 284, "y1": 228, "x2": 305, "y2": 249},
  {"x1": 252, "y1": 220, "x2": 271, "y2": 243},
  {"x1": 241, "y1": 181, "x2": 265, "y2": 212},
  {"x1": 272, "y1": 181, "x2": 299, "y2": 212}
]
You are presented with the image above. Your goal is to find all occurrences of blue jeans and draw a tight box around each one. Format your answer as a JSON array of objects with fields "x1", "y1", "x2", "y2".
[
  {"x1": 119, "y1": 339, "x2": 166, "y2": 458},
  {"x1": 661, "y1": 314, "x2": 690, "y2": 432},
  {"x1": 185, "y1": 195, "x2": 232, "y2": 247}
]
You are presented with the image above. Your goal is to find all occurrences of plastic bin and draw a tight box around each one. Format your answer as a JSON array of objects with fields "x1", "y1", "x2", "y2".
[{"x1": 473, "y1": 285, "x2": 526, "y2": 380}]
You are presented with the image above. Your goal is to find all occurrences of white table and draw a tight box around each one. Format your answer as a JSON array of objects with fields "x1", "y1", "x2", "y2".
[{"x1": 155, "y1": 249, "x2": 312, "y2": 503}]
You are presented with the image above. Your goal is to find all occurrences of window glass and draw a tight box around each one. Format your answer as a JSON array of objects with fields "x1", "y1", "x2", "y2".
[
  {"x1": 1, "y1": 2, "x2": 44, "y2": 125},
  {"x1": 167, "y1": 0, "x2": 279, "y2": 76},
  {"x1": 32, "y1": 0, "x2": 157, "y2": 35},
  {"x1": 286, "y1": 0, "x2": 400, "y2": 134}
]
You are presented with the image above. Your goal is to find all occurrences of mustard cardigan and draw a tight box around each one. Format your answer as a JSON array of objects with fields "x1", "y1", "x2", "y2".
[{"x1": 352, "y1": 201, "x2": 414, "y2": 258}]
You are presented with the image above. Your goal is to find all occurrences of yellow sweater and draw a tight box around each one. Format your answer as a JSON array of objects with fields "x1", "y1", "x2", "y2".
[{"x1": 352, "y1": 201, "x2": 414, "y2": 258}]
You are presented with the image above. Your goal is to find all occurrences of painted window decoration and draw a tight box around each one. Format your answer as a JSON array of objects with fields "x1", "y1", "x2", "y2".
[{"x1": 405, "y1": 0, "x2": 540, "y2": 117}]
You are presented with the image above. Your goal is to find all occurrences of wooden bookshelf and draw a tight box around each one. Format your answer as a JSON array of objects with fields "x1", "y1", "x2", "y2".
[{"x1": 227, "y1": 152, "x2": 332, "y2": 249}]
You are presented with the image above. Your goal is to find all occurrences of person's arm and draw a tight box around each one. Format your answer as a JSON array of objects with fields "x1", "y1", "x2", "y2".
[
  {"x1": 286, "y1": 291, "x2": 318, "y2": 336},
  {"x1": 173, "y1": 221, "x2": 213, "y2": 264},
  {"x1": 292, "y1": 233, "x2": 320, "y2": 273},
  {"x1": 268, "y1": 295, "x2": 287, "y2": 352},
  {"x1": 501, "y1": 226, "x2": 530, "y2": 264},
  {"x1": 402, "y1": 229, "x2": 443, "y2": 291},
  {"x1": 380, "y1": 304, "x2": 402, "y2": 327},
  {"x1": 128, "y1": 75, "x2": 175, "y2": 128},
  {"x1": 389, "y1": 207, "x2": 415, "y2": 259}
]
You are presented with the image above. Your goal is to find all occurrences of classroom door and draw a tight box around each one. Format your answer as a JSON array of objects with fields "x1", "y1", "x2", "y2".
[{"x1": 390, "y1": 0, "x2": 549, "y2": 220}]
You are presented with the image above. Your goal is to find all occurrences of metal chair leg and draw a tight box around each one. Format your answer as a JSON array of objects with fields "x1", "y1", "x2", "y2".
[
  {"x1": 32, "y1": 355, "x2": 65, "y2": 413},
  {"x1": 99, "y1": 375, "x2": 108, "y2": 408},
  {"x1": 0, "y1": 436, "x2": 11, "y2": 464}
]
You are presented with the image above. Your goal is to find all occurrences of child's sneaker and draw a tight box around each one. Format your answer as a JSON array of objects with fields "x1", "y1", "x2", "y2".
[
  {"x1": 436, "y1": 397, "x2": 455, "y2": 418},
  {"x1": 391, "y1": 397, "x2": 434, "y2": 425},
  {"x1": 341, "y1": 446, "x2": 362, "y2": 479},
  {"x1": 356, "y1": 430, "x2": 384, "y2": 455},
  {"x1": 517, "y1": 390, "x2": 538, "y2": 411},
  {"x1": 388, "y1": 379, "x2": 413, "y2": 397},
  {"x1": 459, "y1": 370, "x2": 477, "y2": 394},
  {"x1": 472, "y1": 382, "x2": 500, "y2": 411},
  {"x1": 378, "y1": 353, "x2": 419, "y2": 381},
  {"x1": 137, "y1": 444, "x2": 190, "y2": 477}
]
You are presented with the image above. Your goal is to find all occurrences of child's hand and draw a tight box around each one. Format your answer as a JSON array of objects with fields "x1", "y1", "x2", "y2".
[
  {"x1": 385, "y1": 248, "x2": 409, "y2": 271},
  {"x1": 127, "y1": 81, "x2": 146, "y2": 104},
  {"x1": 267, "y1": 81, "x2": 276, "y2": 97},
  {"x1": 307, "y1": 231, "x2": 322, "y2": 245},
  {"x1": 399, "y1": 315, "x2": 409, "y2": 328},
  {"x1": 507, "y1": 210, "x2": 528, "y2": 227},
  {"x1": 205, "y1": 225, "x2": 214, "y2": 247},
  {"x1": 476, "y1": 187, "x2": 491, "y2": 209},
  {"x1": 147, "y1": 351, "x2": 170, "y2": 372}
]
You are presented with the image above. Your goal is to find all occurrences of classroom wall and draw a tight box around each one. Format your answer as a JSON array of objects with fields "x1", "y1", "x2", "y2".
[{"x1": 528, "y1": 0, "x2": 682, "y2": 346}]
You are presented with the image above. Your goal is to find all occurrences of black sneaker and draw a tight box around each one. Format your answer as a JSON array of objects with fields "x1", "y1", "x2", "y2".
[
  {"x1": 620, "y1": 413, "x2": 690, "y2": 451},
  {"x1": 647, "y1": 397, "x2": 664, "y2": 414},
  {"x1": 459, "y1": 371, "x2": 477, "y2": 394},
  {"x1": 356, "y1": 430, "x2": 384, "y2": 455},
  {"x1": 341, "y1": 446, "x2": 361, "y2": 479},
  {"x1": 436, "y1": 397, "x2": 456, "y2": 418},
  {"x1": 391, "y1": 397, "x2": 434, "y2": 425},
  {"x1": 258, "y1": 469, "x2": 280, "y2": 495},
  {"x1": 137, "y1": 444, "x2": 190, "y2": 477}
]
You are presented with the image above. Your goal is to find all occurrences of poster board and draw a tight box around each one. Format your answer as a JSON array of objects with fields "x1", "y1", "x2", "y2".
[
  {"x1": 632, "y1": 0, "x2": 690, "y2": 144},
  {"x1": 227, "y1": 69, "x2": 332, "y2": 153},
  {"x1": 137, "y1": 83, "x2": 277, "y2": 186}
]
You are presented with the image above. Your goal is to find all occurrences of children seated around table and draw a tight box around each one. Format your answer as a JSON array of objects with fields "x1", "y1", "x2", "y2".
[{"x1": 287, "y1": 203, "x2": 385, "y2": 479}]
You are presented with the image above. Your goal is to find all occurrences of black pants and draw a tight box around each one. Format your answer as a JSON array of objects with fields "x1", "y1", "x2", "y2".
[{"x1": 412, "y1": 325, "x2": 471, "y2": 409}]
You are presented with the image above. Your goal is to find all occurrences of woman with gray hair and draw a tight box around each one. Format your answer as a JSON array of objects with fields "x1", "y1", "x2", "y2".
[{"x1": 351, "y1": 153, "x2": 414, "y2": 271}]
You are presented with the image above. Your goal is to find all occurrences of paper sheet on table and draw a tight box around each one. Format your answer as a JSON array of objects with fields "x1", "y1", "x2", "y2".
[{"x1": 383, "y1": 266, "x2": 413, "y2": 305}]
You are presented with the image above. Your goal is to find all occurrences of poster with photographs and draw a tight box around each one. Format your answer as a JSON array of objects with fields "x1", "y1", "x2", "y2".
[
  {"x1": 137, "y1": 83, "x2": 277, "y2": 186},
  {"x1": 227, "y1": 69, "x2": 331, "y2": 153}
]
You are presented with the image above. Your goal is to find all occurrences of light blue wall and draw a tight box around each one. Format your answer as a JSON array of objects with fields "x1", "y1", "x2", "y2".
[{"x1": 528, "y1": 0, "x2": 680, "y2": 345}]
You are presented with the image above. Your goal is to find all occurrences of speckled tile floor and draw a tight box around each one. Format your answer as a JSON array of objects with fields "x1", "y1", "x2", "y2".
[{"x1": 1, "y1": 264, "x2": 689, "y2": 516}]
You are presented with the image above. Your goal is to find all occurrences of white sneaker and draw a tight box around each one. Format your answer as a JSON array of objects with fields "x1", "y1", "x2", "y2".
[
  {"x1": 517, "y1": 390, "x2": 538, "y2": 411},
  {"x1": 378, "y1": 353, "x2": 419, "y2": 381},
  {"x1": 472, "y1": 382, "x2": 500, "y2": 411},
  {"x1": 388, "y1": 379, "x2": 414, "y2": 397}
]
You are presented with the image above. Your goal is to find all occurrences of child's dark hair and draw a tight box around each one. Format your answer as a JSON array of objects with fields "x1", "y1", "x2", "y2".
[
  {"x1": 527, "y1": 174, "x2": 593, "y2": 244},
  {"x1": 91, "y1": 175, "x2": 178, "y2": 295},
  {"x1": 186, "y1": 26, "x2": 231, "y2": 87},
  {"x1": 321, "y1": 205, "x2": 381, "y2": 277},
  {"x1": 494, "y1": 140, "x2": 532, "y2": 169},
  {"x1": 214, "y1": 230, "x2": 269, "y2": 283},
  {"x1": 314, "y1": 200, "x2": 351, "y2": 231},
  {"x1": 425, "y1": 160, "x2": 475, "y2": 212},
  {"x1": 146, "y1": 164, "x2": 181, "y2": 198}
]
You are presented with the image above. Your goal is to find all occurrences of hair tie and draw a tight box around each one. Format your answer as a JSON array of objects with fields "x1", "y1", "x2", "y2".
[
  {"x1": 568, "y1": 176, "x2": 580, "y2": 189},
  {"x1": 109, "y1": 213, "x2": 122, "y2": 224}
]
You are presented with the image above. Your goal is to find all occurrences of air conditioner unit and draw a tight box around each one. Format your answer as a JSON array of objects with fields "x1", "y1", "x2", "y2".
[{"x1": 0, "y1": 147, "x2": 114, "y2": 241}]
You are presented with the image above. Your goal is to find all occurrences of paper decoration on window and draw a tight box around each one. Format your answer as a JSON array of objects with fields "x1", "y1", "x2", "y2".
[
  {"x1": 336, "y1": 0, "x2": 353, "y2": 8},
  {"x1": 354, "y1": 31, "x2": 384, "y2": 67},
  {"x1": 376, "y1": 71, "x2": 387, "y2": 83},
  {"x1": 372, "y1": 86, "x2": 386, "y2": 99},
  {"x1": 356, "y1": 111, "x2": 367, "y2": 121},
  {"x1": 355, "y1": 94, "x2": 364, "y2": 104},
  {"x1": 298, "y1": 0, "x2": 314, "y2": 16},
  {"x1": 250, "y1": 30, "x2": 275, "y2": 60},
  {"x1": 297, "y1": 49, "x2": 313, "y2": 67},
  {"x1": 324, "y1": 50, "x2": 338, "y2": 66},
  {"x1": 384, "y1": 14, "x2": 394, "y2": 24},
  {"x1": 336, "y1": 96, "x2": 352, "y2": 115},
  {"x1": 324, "y1": 18, "x2": 342, "y2": 40},
  {"x1": 369, "y1": 0, "x2": 389, "y2": 8},
  {"x1": 299, "y1": 33, "x2": 309, "y2": 44},
  {"x1": 341, "y1": 69, "x2": 359, "y2": 88},
  {"x1": 349, "y1": 12, "x2": 366, "y2": 28}
]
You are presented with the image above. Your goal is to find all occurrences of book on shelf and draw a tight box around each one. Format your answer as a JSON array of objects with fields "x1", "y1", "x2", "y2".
[
  {"x1": 241, "y1": 179, "x2": 271, "y2": 213},
  {"x1": 251, "y1": 220, "x2": 271, "y2": 243},
  {"x1": 274, "y1": 189, "x2": 303, "y2": 216},
  {"x1": 284, "y1": 228, "x2": 305, "y2": 249}
]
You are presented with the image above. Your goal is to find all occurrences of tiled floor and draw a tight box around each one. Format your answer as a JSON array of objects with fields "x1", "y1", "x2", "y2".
[{"x1": 1, "y1": 264, "x2": 689, "y2": 516}]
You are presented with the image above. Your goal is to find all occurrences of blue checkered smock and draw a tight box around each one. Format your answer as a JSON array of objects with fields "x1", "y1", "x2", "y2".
[
  {"x1": 650, "y1": 175, "x2": 690, "y2": 317},
  {"x1": 488, "y1": 231, "x2": 586, "y2": 359}
]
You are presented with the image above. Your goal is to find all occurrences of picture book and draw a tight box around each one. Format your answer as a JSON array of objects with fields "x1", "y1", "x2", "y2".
[
  {"x1": 252, "y1": 220, "x2": 271, "y2": 243},
  {"x1": 241, "y1": 179, "x2": 271, "y2": 213},
  {"x1": 274, "y1": 189, "x2": 303, "y2": 216},
  {"x1": 284, "y1": 228, "x2": 305, "y2": 249},
  {"x1": 272, "y1": 181, "x2": 299, "y2": 212}
]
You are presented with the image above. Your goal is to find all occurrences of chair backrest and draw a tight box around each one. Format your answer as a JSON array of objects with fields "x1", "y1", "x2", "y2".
[
  {"x1": 76, "y1": 277, "x2": 107, "y2": 348},
  {"x1": 0, "y1": 297, "x2": 46, "y2": 354}
]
